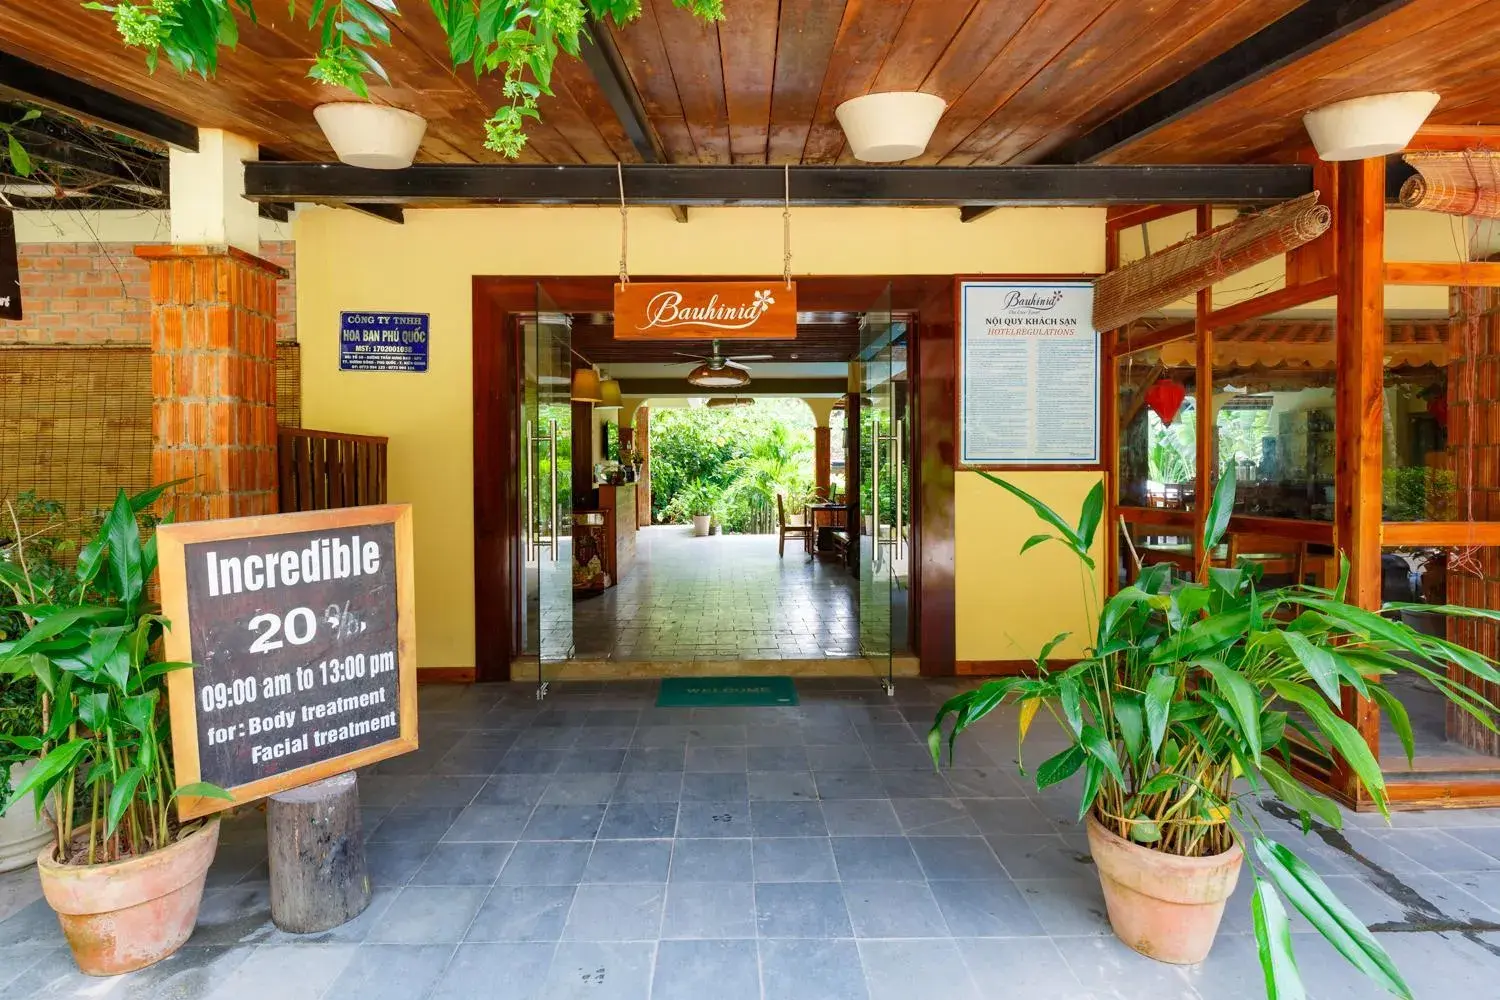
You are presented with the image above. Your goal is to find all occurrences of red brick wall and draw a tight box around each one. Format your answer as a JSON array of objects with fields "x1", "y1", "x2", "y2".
[{"x1": 1, "y1": 240, "x2": 295, "y2": 345}]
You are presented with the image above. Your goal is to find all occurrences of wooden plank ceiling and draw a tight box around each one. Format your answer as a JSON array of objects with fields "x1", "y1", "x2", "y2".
[{"x1": 3, "y1": 0, "x2": 1500, "y2": 166}]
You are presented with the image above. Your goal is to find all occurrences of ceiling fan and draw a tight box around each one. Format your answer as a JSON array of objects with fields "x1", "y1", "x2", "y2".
[{"x1": 672, "y1": 339, "x2": 773, "y2": 388}]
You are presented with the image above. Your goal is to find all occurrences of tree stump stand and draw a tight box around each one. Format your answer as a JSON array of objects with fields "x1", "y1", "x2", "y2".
[{"x1": 267, "y1": 772, "x2": 371, "y2": 933}]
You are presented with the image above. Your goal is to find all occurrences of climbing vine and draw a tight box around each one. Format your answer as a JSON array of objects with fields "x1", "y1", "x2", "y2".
[{"x1": 82, "y1": 0, "x2": 725, "y2": 158}]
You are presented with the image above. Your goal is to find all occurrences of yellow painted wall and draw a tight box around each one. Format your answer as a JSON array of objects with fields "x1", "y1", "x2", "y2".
[
  {"x1": 955, "y1": 471, "x2": 1105, "y2": 662},
  {"x1": 294, "y1": 205, "x2": 1107, "y2": 669}
]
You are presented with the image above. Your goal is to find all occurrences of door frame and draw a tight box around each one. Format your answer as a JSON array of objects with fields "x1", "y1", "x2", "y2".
[{"x1": 472, "y1": 274, "x2": 956, "y2": 682}]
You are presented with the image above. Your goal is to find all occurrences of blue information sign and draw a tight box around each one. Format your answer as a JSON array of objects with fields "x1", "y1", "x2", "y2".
[{"x1": 339, "y1": 311, "x2": 430, "y2": 372}]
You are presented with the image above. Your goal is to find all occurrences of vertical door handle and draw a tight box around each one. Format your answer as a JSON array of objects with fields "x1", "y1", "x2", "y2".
[{"x1": 548, "y1": 418, "x2": 560, "y2": 563}]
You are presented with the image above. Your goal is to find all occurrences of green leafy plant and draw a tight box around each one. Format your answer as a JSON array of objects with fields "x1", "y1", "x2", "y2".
[
  {"x1": 0, "y1": 108, "x2": 40, "y2": 178},
  {"x1": 0, "y1": 486, "x2": 230, "y2": 865},
  {"x1": 932, "y1": 465, "x2": 1500, "y2": 998},
  {"x1": 663, "y1": 479, "x2": 720, "y2": 521},
  {"x1": 83, "y1": 0, "x2": 726, "y2": 157}
]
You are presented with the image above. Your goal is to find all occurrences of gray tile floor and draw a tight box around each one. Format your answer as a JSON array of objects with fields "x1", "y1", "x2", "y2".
[
  {"x1": 571, "y1": 527, "x2": 863, "y2": 661},
  {"x1": 4, "y1": 678, "x2": 1500, "y2": 998}
]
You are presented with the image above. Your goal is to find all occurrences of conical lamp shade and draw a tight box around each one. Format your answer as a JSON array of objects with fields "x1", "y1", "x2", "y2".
[
  {"x1": 571, "y1": 368, "x2": 603, "y2": 403},
  {"x1": 598, "y1": 377, "x2": 622, "y2": 408}
]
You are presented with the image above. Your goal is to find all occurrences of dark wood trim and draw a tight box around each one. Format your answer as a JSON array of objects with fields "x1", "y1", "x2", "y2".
[
  {"x1": 1115, "y1": 320, "x2": 1195, "y2": 358},
  {"x1": 1226, "y1": 515, "x2": 1334, "y2": 544},
  {"x1": 345, "y1": 203, "x2": 405, "y2": 225},
  {"x1": 1039, "y1": 0, "x2": 1420, "y2": 164},
  {"x1": 954, "y1": 659, "x2": 1063, "y2": 677},
  {"x1": 1102, "y1": 228, "x2": 1121, "y2": 597},
  {"x1": 473, "y1": 274, "x2": 958, "y2": 678},
  {"x1": 0, "y1": 50, "x2": 199, "y2": 151},
  {"x1": 244, "y1": 162, "x2": 1315, "y2": 208},
  {"x1": 418, "y1": 667, "x2": 477, "y2": 684}
]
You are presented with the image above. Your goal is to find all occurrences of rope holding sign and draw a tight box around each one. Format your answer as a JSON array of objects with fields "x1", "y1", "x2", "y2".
[{"x1": 618, "y1": 162, "x2": 629, "y2": 285}]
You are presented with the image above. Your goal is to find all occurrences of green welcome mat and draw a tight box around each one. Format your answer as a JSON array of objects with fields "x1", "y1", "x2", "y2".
[{"x1": 657, "y1": 676, "x2": 798, "y2": 708}]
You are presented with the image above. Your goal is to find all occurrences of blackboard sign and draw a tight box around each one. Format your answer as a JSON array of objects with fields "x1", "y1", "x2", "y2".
[
  {"x1": 158, "y1": 506, "x2": 417, "y2": 819},
  {"x1": 0, "y1": 208, "x2": 20, "y2": 321},
  {"x1": 339, "y1": 311, "x2": 429, "y2": 371}
]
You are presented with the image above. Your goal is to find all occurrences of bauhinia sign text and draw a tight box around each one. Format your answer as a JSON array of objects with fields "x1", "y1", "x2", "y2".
[{"x1": 613, "y1": 281, "x2": 797, "y2": 340}]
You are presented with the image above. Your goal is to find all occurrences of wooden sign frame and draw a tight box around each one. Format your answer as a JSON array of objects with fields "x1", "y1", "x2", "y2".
[
  {"x1": 953, "y1": 275, "x2": 1104, "y2": 471},
  {"x1": 613, "y1": 280, "x2": 797, "y2": 339},
  {"x1": 159, "y1": 505, "x2": 418, "y2": 820}
]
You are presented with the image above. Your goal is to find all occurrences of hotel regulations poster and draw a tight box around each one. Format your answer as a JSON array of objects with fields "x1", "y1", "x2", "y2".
[{"x1": 958, "y1": 281, "x2": 1099, "y2": 466}]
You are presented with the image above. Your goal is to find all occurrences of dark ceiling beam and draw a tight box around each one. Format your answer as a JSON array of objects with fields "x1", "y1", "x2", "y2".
[
  {"x1": 8, "y1": 122, "x2": 166, "y2": 191},
  {"x1": 1043, "y1": 0, "x2": 1418, "y2": 166},
  {"x1": 960, "y1": 0, "x2": 1417, "y2": 222},
  {"x1": 0, "y1": 51, "x2": 198, "y2": 151},
  {"x1": 243, "y1": 162, "x2": 1313, "y2": 208},
  {"x1": 344, "y1": 202, "x2": 404, "y2": 225},
  {"x1": 579, "y1": 15, "x2": 688, "y2": 224}
]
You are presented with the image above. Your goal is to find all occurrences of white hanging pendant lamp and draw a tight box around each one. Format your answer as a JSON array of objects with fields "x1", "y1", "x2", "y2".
[
  {"x1": 835, "y1": 92, "x2": 947, "y2": 162},
  {"x1": 314, "y1": 103, "x2": 429, "y2": 169},
  {"x1": 1302, "y1": 92, "x2": 1440, "y2": 161}
]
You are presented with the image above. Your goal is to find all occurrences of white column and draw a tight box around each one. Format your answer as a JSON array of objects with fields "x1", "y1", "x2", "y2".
[{"x1": 169, "y1": 129, "x2": 259, "y2": 253}]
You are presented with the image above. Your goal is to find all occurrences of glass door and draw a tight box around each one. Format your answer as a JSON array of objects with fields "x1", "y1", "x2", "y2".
[
  {"x1": 858, "y1": 285, "x2": 896, "y2": 695},
  {"x1": 524, "y1": 284, "x2": 573, "y2": 698}
]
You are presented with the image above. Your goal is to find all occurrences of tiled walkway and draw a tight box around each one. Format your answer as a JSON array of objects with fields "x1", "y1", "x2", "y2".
[
  {"x1": 572, "y1": 528, "x2": 862, "y2": 661},
  {"x1": 4, "y1": 678, "x2": 1500, "y2": 998}
]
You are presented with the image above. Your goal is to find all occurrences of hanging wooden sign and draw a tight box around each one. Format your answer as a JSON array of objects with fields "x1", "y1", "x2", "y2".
[
  {"x1": 0, "y1": 208, "x2": 20, "y2": 321},
  {"x1": 158, "y1": 505, "x2": 418, "y2": 819},
  {"x1": 614, "y1": 281, "x2": 797, "y2": 340}
]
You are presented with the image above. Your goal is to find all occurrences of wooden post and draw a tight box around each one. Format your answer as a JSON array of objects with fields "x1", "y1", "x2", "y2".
[
  {"x1": 814, "y1": 426, "x2": 832, "y2": 500},
  {"x1": 1333, "y1": 156, "x2": 1387, "y2": 803},
  {"x1": 1193, "y1": 205, "x2": 1215, "y2": 581},
  {"x1": 267, "y1": 773, "x2": 371, "y2": 933},
  {"x1": 1103, "y1": 226, "x2": 1120, "y2": 594}
]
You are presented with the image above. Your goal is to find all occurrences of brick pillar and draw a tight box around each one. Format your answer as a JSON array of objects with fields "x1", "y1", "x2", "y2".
[
  {"x1": 814, "y1": 426, "x2": 831, "y2": 500},
  {"x1": 139, "y1": 245, "x2": 285, "y2": 522}
]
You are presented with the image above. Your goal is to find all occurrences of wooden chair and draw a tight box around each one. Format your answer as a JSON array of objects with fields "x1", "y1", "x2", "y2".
[
  {"x1": 1221, "y1": 532, "x2": 1306, "y2": 583},
  {"x1": 777, "y1": 494, "x2": 813, "y2": 558}
]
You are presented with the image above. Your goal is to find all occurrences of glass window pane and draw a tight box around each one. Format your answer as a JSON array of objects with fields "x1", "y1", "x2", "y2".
[
  {"x1": 1117, "y1": 345, "x2": 1197, "y2": 510},
  {"x1": 1383, "y1": 290, "x2": 1472, "y2": 521},
  {"x1": 1211, "y1": 328, "x2": 1336, "y2": 521},
  {"x1": 1380, "y1": 545, "x2": 1500, "y2": 768}
]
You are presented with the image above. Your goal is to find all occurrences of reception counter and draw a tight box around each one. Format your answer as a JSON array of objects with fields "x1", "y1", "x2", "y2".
[{"x1": 572, "y1": 483, "x2": 638, "y2": 590}]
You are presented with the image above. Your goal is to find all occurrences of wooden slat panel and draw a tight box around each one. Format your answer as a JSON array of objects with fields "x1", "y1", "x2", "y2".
[
  {"x1": 718, "y1": 0, "x2": 779, "y2": 163},
  {"x1": 609, "y1": 3, "x2": 698, "y2": 162},
  {"x1": 550, "y1": 56, "x2": 643, "y2": 164},
  {"x1": 1112, "y1": 0, "x2": 1497, "y2": 164},
  {"x1": 871, "y1": 0, "x2": 981, "y2": 93},
  {"x1": 917, "y1": 0, "x2": 1106, "y2": 164},
  {"x1": 277, "y1": 428, "x2": 295, "y2": 513},
  {"x1": 800, "y1": 0, "x2": 915, "y2": 164},
  {"x1": 296, "y1": 435, "x2": 313, "y2": 513},
  {"x1": 650, "y1": 0, "x2": 730, "y2": 163},
  {"x1": 767, "y1": 0, "x2": 849, "y2": 164}
]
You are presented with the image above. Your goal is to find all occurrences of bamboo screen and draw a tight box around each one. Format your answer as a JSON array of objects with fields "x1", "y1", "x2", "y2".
[
  {"x1": 1094, "y1": 193, "x2": 1332, "y2": 334},
  {"x1": 1399, "y1": 152, "x2": 1500, "y2": 218},
  {"x1": 0, "y1": 344, "x2": 302, "y2": 520}
]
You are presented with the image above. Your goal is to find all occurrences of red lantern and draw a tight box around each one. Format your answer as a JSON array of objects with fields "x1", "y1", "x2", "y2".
[
  {"x1": 1429, "y1": 394, "x2": 1449, "y2": 430},
  {"x1": 1145, "y1": 379, "x2": 1188, "y2": 425}
]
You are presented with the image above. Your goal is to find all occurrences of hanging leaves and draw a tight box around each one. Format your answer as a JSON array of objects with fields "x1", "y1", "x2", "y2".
[{"x1": 84, "y1": 0, "x2": 728, "y2": 158}]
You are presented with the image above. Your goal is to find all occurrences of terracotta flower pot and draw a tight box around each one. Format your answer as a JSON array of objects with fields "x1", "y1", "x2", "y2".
[
  {"x1": 1, "y1": 761, "x2": 54, "y2": 873},
  {"x1": 36, "y1": 819, "x2": 220, "y2": 976},
  {"x1": 1086, "y1": 813, "x2": 1243, "y2": 965}
]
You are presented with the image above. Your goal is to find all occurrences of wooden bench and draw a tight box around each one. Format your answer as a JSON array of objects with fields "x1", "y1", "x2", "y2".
[{"x1": 827, "y1": 530, "x2": 850, "y2": 563}]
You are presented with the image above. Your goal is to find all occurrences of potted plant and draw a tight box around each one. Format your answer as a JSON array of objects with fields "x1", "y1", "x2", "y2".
[
  {"x1": 933, "y1": 465, "x2": 1499, "y2": 997},
  {"x1": 1, "y1": 493, "x2": 73, "y2": 872},
  {"x1": 0, "y1": 675, "x2": 49, "y2": 872},
  {"x1": 0, "y1": 487, "x2": 229, "y2": 975}
]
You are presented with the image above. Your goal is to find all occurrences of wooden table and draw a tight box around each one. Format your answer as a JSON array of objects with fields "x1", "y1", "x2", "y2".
[{"x1": 806, "y1": 502, "x2": 848, "y2": 554}]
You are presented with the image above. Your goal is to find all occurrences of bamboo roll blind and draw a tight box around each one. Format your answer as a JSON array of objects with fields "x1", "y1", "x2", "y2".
[
  {"x1": 1399, "y1": 152, "x2": 1500, "y2": 218},
  {"x1": 1094, "y1": 193, "x2": 1332, "y2": 334},
  {"x1": 0, "y1": 344, "x2": 301, "y2": 520}
]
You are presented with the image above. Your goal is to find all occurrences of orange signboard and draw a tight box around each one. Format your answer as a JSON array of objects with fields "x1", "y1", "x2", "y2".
[{"x1": 613, "y1": 281, "x2": 797, "y2": 340}]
